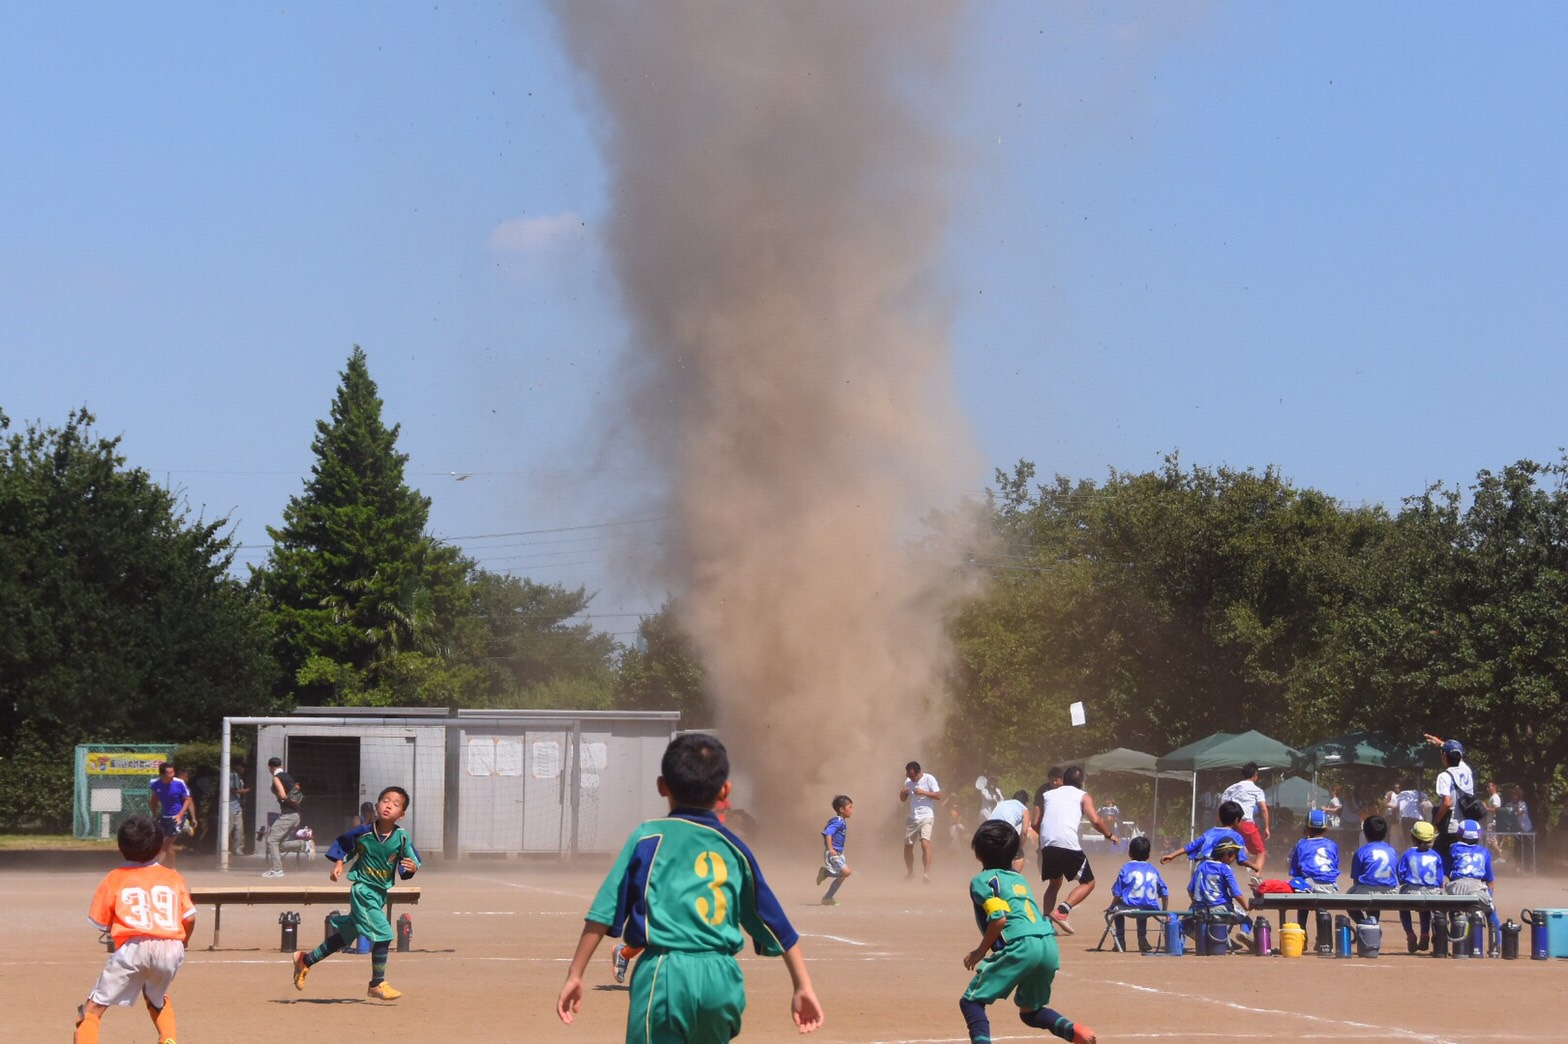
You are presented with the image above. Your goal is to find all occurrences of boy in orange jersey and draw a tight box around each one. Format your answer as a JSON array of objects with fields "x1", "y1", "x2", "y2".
[{"x1": 74, "y1": 814, "x2": 196, "y2": 1044}]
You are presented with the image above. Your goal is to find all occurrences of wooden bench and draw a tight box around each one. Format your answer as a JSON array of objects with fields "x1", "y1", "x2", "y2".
[{"x1": 189, "y1": 886, "x2": 421, "y2": 949}]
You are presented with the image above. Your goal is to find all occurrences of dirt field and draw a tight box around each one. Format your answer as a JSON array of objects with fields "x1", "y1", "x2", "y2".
[{"x1": 8, "y1": 847, "x2": 1568, "y2": 1042}]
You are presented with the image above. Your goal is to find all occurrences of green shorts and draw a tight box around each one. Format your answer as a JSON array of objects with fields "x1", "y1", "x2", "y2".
[
  {"x1": 328, "y1": 881, "x2": 394, "y2": 944},
  {"x1": 961, "y1": 933, "x2": 1058, "y2": 1010},
  {"x1": 626, "y1": 950, "x2": 746, "y2": 1044}
]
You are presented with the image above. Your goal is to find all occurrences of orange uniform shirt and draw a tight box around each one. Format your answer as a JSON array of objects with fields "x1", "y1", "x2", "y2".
[{"x1": 88, "y1": 862, "x2": 196, "y2": 945}]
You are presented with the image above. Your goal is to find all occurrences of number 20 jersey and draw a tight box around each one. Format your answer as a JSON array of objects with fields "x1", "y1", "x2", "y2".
[
  {"x1": 587, "y1": 807, "x2": 799, "y2": 957},
  {"x1": 88, "y1": 861, "x2": 196, "y2": 945}
]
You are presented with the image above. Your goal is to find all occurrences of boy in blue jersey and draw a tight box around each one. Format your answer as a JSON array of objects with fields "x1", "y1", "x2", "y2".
[
  {"x1": 1288, "y1": 809, "x2": 1340, "y2": 942},
  {"x1": 292, "y1": 786, "x2": 420, "y2": 1000},
  {"x1": 1348, "y1": 815, "x2": 1398, "y2": 924},
  {"x1": 1157, "y1": 801, "x2": 1256, "y2": 870},
  {"x1": 1186, "y1": 840, "x2": 1249, "y2": 951},
  {"x1": 1396, "y1": 821, "x2": 1444, "y2": 952},
  {"x1": 1444, "y1": 819, "x2": 1499, "y2": 956},
  {"x1": 961, "y1": 821, "x2": 1096, "y2": 1044},
  {"x1": 1108, "y1": 836, "x2": 1167, "y2": 953},
  {"x1": 557, "y1": 734, "x2": 823, "y2": 1040},
  {"x1": 816, "y1": 795, "x2": 854, "y2": 906}
]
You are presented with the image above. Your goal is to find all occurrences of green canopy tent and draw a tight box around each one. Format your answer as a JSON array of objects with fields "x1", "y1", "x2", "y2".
[
  {"x1": 1271, "y1": 775, "x2": 1333, "y2": 814},
  {"x1": 1155, "y1": 730, "x2": 1303, "y2": 838},
  {"x1": 1293, "y1": 732, "x2": 1441, "y2": 813},
  {"x1": 1081, "y1": 748, "x2": 1195, "y2": 838}
]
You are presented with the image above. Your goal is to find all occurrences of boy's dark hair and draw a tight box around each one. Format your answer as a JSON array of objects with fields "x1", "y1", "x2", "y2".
[
  {"x1": 158, "y1": 762, "x2": 174, "y2": 773},
  {"x1": 971, "y1": 820, "x2": 1021, "y2": 869},
  {"x1": 378, "y1": 785, "x2": 411, "y2": 811},
  {"x1": 906, "y1": 760, "x2": 921, "y2": 774},
  {"x1": 1362, "y1": 814, "x2": 1387, "y2": 842},
  {"x1": 664, "y1": 734, "x2": 730, "y2": 806},
  {"x1": 1444, "y1": 748, "x2": 1462, "y2": 767},
  {"x1": 1046, "y1": 765, "x2": 1063, "y2": 782},
  {"x1": 832, "y1": 794, "x2": 852, "y2": 813},
  {"x1": 118, "y1": 815, "x2": 162, "y2": 863},
  {"x1": 359, "y1": 801, "x2": 376, "y2": 821},
  {"x1": 1011, "y1": 789, "x2": 1030, "y2": 803},
  {"x1": 1242, "y1": 761, "x2": 1259, "y2": 779},
  {"x1": 267, "y1": 756, "x2": 283, "y2": 767},
  {"x1": 1062, "y1": 766, "x2": 1085, "y2": 788},
  {"x1": 1218, "y1": 800, "x2": 1244, "y2": 826},
  {"x1": 1129, "y1": 836, "x2": 1152, "y2": 861}
]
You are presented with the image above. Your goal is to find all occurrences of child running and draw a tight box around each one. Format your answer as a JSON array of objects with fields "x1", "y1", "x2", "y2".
[
  {"x1": 816, "y1": 795, "x2": 854, "y2": 905},
  {"x1": 557, "y1": 733, "x2": 823, "y2": 1039},
  {"x1": 1108, "y1": 836, "x2": 1168, "y2": 953},
  {"x1": 1397, "y1": 821, "x2": 1445, "y2": 952},
  {"x1": 292, "y1": 785, "x2": 420, "y2": 1000},
  {"x1": 74, "y1": 815, "x2": 195, "y2": 1044},
  {"x1": 961, "y1": 821, "x2": 1095, "y2": 1044}
]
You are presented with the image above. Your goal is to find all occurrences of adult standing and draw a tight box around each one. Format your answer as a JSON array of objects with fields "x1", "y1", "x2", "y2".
[
  {"x1": 976, "y1": 772, "x2": 1004, "y2": 824},
  {"x1": 899, "y1": 760, "x2": 942, "y2": 882},
  {"x1": 1394, "y1": 780, "x2": 1425, "y2": 838},
  {"x1": 1424, "y1": 735, "x2": 1475, "y2": 868},
  {"x1": 263, "y1": 756, "x2": 302, "y2": 878},
  {"x1": 1219, "y1": 762, "x2": 1272, "y2": 873},
  {"x1": 1036, "y1": 766, "x2": 1118, "y2": 935},
  {"x1": 228, "y1": 760, "x2": 251, "y2": 858},
  {"x1": 147, "y1": 762, "x2": 194, "y2": 867}
]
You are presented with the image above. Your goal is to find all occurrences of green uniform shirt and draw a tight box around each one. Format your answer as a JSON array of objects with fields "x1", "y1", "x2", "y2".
[
  {"x1": 324, "y1": 823, "x2": 421, "y2": 944},
  {"x1": 964, "y1": 868, "x2": 1060, "y2": 1010},
  {"x1": 587, "y1": 807, "x2": 798, "y2": 956},
  {"x1": 971, "y1": 868, "x2": 1054, "y2": 945}
]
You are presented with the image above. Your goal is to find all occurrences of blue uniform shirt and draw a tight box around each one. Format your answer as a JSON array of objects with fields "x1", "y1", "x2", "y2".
[
  {"x1": 1183, "y1": 827, "x2": 1248, "y2": 861},
  {"x1": 1396, "y1": 847, "x2": 1445, "y2": 888},
  {"x1": 1447, "y1": 841, "x2": 1494, "y2": 883},
  {"x1": 1188, "y1": 860, "x2": 1242, "y2": 910},
  {"x1": 1351, "y1": 841, "x2": 1399, "y2": 888},
  {"x1": 1111, "y1": 859, "x2": 1168, "y2": 910},
  {"x1": 148, "y1": 777, "x2": 190, "y2": 820},
  {"x1": 821, "y1": 815, "x2": 848, "y2": 854},
  {"x1": 1289, "y1": 836, "x2": 1340, "y2": 884}
]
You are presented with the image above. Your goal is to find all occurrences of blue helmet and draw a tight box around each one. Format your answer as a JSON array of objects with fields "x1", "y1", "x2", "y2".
[
  {"x1": 1307, "y1": 809, "x2": 1327, "y2": 829},
  {"x1": 1459, "y1": 819, "x2": 1481, "y2": 841}
]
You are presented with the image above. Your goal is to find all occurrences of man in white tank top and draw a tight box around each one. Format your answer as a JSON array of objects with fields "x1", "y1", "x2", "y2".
[{"x1": 1036, "y1": 766, "x2": 1118, "y2": 934}]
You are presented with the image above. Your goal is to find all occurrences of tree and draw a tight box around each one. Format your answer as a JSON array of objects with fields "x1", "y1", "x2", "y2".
[
  {"x1": 0, "y1": 408, "x2": 279, "y2": 828},
  {"x1": 464, "y1": 570, "x2": 618, "y2": 708},
  {"x1": 254, "y1": 347, "x2": 470, "y2": 705},
  {"x1": 615, "y1": 601, "x2": 711, "y2": 725}
]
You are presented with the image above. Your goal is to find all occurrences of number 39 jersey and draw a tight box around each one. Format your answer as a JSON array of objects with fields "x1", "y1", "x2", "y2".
[
  {"x1": 88, "y1": 861, "x2": 195, "y2": 944},
  {"x1": 587, "y1": 808, "x2": 799, "y2": 957}
]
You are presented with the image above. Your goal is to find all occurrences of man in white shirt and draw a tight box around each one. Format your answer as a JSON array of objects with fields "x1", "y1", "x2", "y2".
[
  {"x1": 899, "y1": 760, "x2": 942, "y2": 882},
  {"x1": 1036, "y1": 766, "x2": 1118, "y2": 934},
  {"x1": 1395, "y1": 781, "x2": 1425, "y2": 838},
  {"x1": 1425, "y1": 735, "x2": 1476, "y2": 866},
  {"x1": 1219, "y1": 762, "x2": 1272, "y2": 872}
]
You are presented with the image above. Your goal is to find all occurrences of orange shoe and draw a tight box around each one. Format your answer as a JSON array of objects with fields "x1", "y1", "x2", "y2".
[
  {"x1": 292, "y1": 951, "x2": 309, "y2": 991},
  {"x1": 367, "y1": 982, "x2": 402, "y2": 1000},
  {"x1": 1072, "y1": 1023, "x2": 1098, "y2": 1044}
]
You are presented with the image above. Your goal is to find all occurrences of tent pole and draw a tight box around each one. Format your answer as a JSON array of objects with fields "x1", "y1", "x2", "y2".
[
  {"x1": 1190, "y1": 773, "x2": 1197, "y2": 840},
  {"x1": 1152, "y1": 774, "x2": 1160, "y2": 839}
]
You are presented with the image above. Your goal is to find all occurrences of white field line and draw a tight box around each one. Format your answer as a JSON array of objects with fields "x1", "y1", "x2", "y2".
[
  {"x1": 453, "y1": 873, "x2": 593, "y2": 901},
  {"x1": 799, "y1": 931, "x2": 876, "y2": 947}
]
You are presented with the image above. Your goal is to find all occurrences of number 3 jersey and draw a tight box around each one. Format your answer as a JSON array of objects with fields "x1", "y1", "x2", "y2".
[
  {"x1": 88, "y1": 861, "x2": 195, "y2": 944},
  {"x1": 587, "y1": 807, "x2": 798, "y2": 957}
]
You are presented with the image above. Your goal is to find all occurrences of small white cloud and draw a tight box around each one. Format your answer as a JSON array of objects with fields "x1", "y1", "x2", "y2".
[{"x1": 489, "y1": 212, "x2": 587, "y2": 253}]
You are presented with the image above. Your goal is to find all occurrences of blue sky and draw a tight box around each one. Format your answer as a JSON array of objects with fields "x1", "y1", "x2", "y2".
[{"x1": 6, "y1": 4, "x2": 1568, "y2": 628}]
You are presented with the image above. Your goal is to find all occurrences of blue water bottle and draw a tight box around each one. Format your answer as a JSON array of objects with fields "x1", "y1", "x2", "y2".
[{"x1": 1166, "y1": 913, "x2": 1185, "y2": 956}]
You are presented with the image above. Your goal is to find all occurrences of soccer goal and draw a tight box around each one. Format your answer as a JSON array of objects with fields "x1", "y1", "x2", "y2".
[{"x1": 217, "y1": 709, "x2": 679, "y2": 869}]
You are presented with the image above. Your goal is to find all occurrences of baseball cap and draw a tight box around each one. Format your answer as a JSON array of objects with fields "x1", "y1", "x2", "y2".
[
  {"x1": 1411, "y1": 821, "x2": 1437, "y2": 843},
  {"x1": 1211, "y1": 839, "x2": 1243, "y2": 856},
  {"x1": 1459, "y1": 819, "x2": 1481, "y2": 841},
  {"x1": 1441, "y1": 739, "x2": 1465, "y2": 757},
  {"x1": 1307, "y1": 809, "x2": 1327, "y2": 829}
]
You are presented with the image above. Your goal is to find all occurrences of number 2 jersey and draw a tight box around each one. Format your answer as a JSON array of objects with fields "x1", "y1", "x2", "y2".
[
  {"x1": 587, "y1": 807, "x2": 799, "y2": 956},
  {"x1": 88, "y1": 861, "x2": 196, "y2": 945}
]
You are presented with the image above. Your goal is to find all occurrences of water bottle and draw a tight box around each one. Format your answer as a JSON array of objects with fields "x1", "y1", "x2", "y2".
[
  {"x1": 1469, "y1": 911, "x2": 1487, "y2": 958},
  {"x1": 1524, "y1": 909, "x2": 1549, "y2": 960},
  {"x1": 279, "y1": 910, "x2": 300, "y2": 952},
  {"x1": 1166, "y1": 913, "x2": 1185, "y2": 956},
  {"x1": 1501, "y1": 919, "x2": 1522, "y2": 960},
  {"x1": 1450, "y1": 912, "x2": 1470, "y2": 959},
  {"x1": 1334, "y1": 915, "x2": 1353, "y2": 958},
  {"x1": 1432, "y1": 913, "x2": 1449, "y2": 958},
  {"x1": 397, "y1": 913, "x2": 413, "y2": 953},
  {"x1": 1253, "y1": 916, "x2": 1272, "y2": 957},
  {"x1": 1314, "y1": 909, "x2": 1333, "y2": 954}
]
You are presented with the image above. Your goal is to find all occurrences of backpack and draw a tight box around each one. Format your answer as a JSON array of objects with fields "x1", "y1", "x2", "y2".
[
  {"x1": 287, "y1": 783, "x2": 305, "y2": 807},
  {"x1": 1456, "y1": 790, "x2": 1486, "y2": 823}
]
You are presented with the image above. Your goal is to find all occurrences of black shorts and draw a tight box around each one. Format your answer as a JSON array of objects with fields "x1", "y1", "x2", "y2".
[
  {"x1": 1039, "y1": 845, "x2": 1093, "y2": 884},
  {"x1": 158, "y1": 816, "x2": 182, "y2": 839}
]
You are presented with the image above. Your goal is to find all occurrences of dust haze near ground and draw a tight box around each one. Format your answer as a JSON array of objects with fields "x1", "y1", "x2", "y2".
[{"x1": 548, "y1": 2, "x2": 985, "y2": 825}]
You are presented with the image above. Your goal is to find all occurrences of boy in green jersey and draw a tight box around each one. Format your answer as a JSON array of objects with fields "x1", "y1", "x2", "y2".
[
  {"x1": 291, "y1": 786, "x2": 420, "y2": 1000},
  {"x1": 961, "y1": 821, "x2": 1096, "y2": 1044},
  {"x1": 557, "y1": 733, "x2": 824, "y2": 1041}
]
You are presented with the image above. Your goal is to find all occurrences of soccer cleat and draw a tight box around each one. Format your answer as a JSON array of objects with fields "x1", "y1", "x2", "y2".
[
  {"x1": 820, "y1": 897, "x2": 839, "y2": 906},
  {"x1": 367, "y1": 982, "x2": 402, "y2": 1000},
  {"x1": 1051, "y1": 904, "x2": 1075, "y2": 935},
  {"x1": 292, "y1": 951, "x2": 309, "y2": 990},
  {"x1": 612, "y1": 945, "x2": 630, "y2": 984},
  {"x1": 1071, "y1": 1023, "x2": 1098, "y2": 1044},
  {"x1": 305, "y1": 839, "x2": 316, "y2": 858},
  {"x1": 816, "y1": 867, "x2": 829, "y2": 886}
]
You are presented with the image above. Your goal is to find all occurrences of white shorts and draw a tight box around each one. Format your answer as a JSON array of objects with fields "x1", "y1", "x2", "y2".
[
  {"x1": 904, "y1": 818, "x2": 933, "y2": 844},
  {"x1": 823, "y1": 851, "x2": 849, "y2": 875},
  {"x1": 89, "y1": 937, "x2": 185, "y2": 1007}
]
